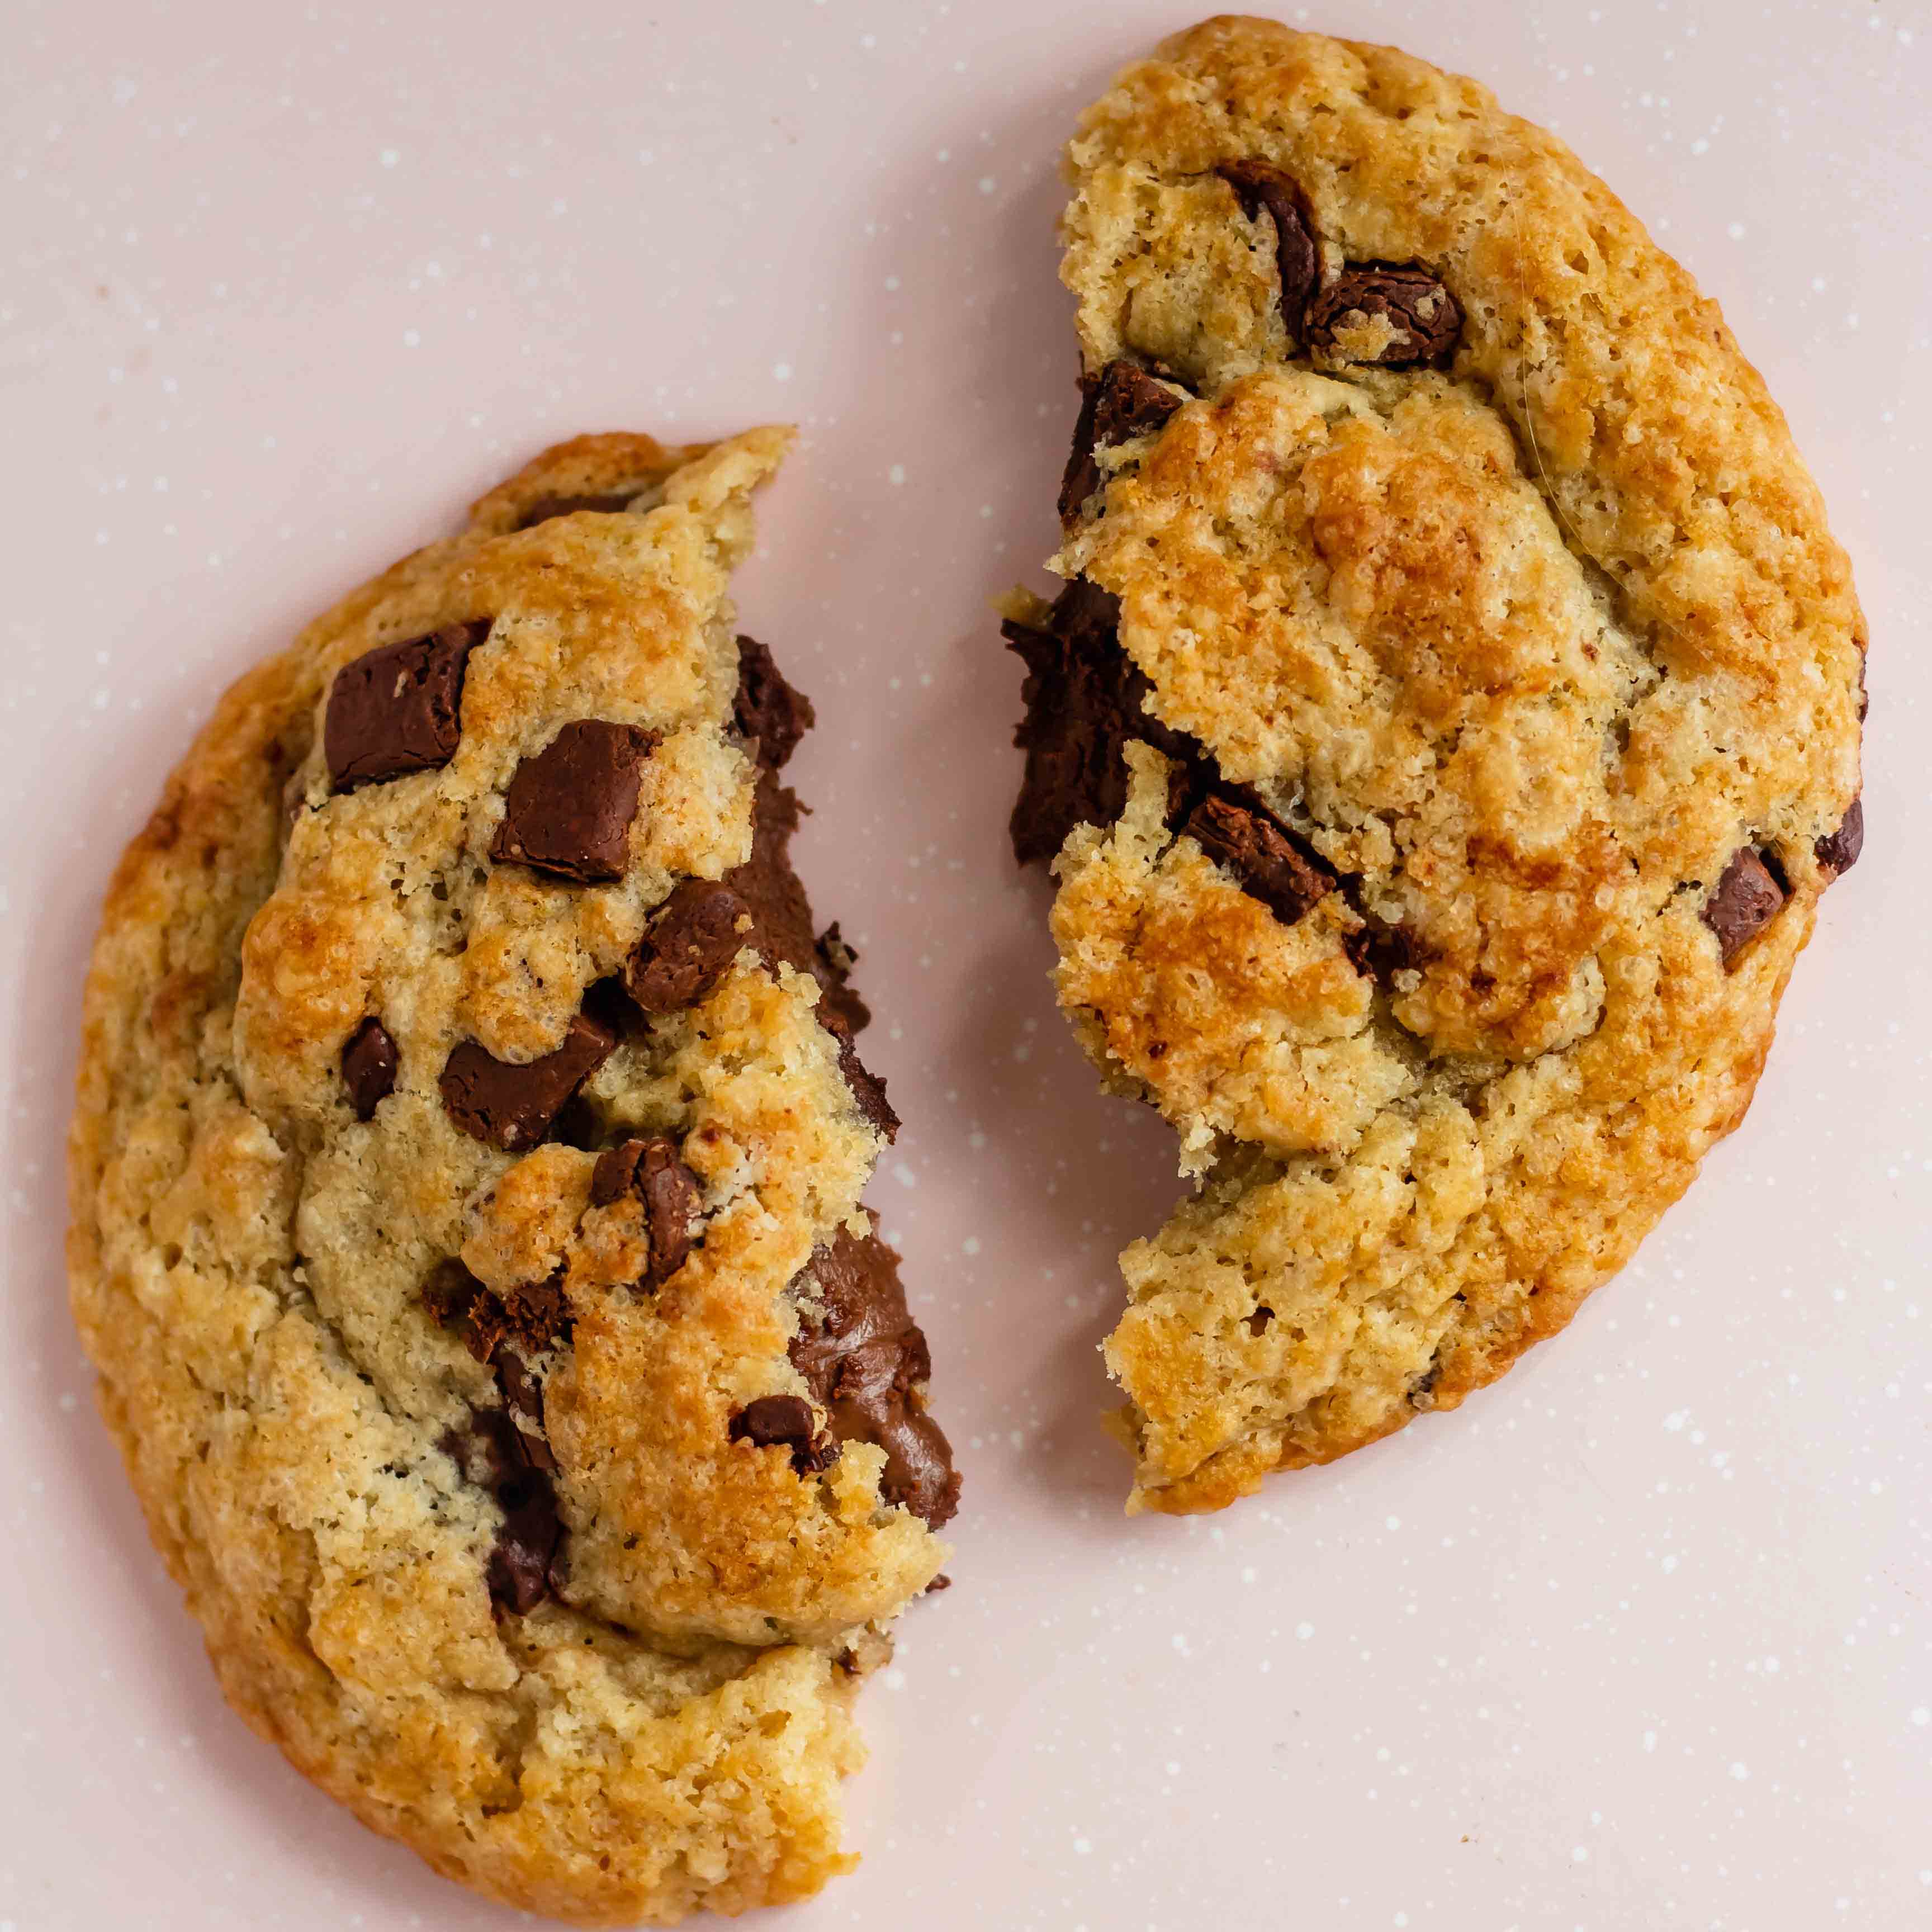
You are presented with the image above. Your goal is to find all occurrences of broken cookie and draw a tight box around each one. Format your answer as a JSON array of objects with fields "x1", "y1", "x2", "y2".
[{"x1": 70, "y1": 427, "x2": 956, "y2": 1924}]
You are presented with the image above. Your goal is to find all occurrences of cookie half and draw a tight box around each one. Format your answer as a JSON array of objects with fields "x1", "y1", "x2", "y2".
[
  {"x1": 1008, "y1": 20, "x2": 1865, "y2": 1513},
  {"x1": 69, "y1": 428, "x2": 958, "y2": 1922}
]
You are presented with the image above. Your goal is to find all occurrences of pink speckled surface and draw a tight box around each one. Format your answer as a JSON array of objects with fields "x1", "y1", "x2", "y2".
[{"x1": 4, "y1": 4, "x2": 1928, "y2": 1927}]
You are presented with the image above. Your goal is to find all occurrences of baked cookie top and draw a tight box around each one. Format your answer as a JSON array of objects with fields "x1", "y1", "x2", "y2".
[
  {"x1": 69, "y1": 429, "x2": 956, "y2": 1923},
  {"x1": 1009, "y1": 18, "x2": 1864, "y2": 1513}
]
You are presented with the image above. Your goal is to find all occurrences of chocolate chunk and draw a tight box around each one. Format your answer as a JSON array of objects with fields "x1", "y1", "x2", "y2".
[
  {"x1": 1306, "y1": 265, "x2": 1463, "y2": 368},
  {"x1": 788, "y1": 1222, "x2": 959, "y2": 1528},
  {"x1": 625, "y1": 758, "x2": 859, "y2": 1015},
  {"x1": 491, "y1": 719, "x2": 656, "y2": 884},
  {"x1": 733, "y1": 636, "x2": 815, "y2": 770},
  {"x1": 495, "y1": 1349, "x2": 557, "y2": 1472},
  {"x1": 324, "y1": 622, "x2": 489, "y2": 791},
  {"x1": 448, "y1": 1405, "x2": 565, "y2": 1615},
  {"x1": 513, "y1": 490, "x2": 638, "y2": 530},
  {"x1": 728, "y1": 1394, "x2": 835, "y2": 1476},
  {"x1": 821, "y1": 1006, "x2": 898, "y2": 1142},
  {"x1": 1701, "y1": 847, "x2": 1787, "y2": 967},
  {"x1": 1216, "y1": 160, "x2": 1320, "y2": 335},
  {"x1": 813, "y1": 922, "x2": 872, "y2": 1034},
  {"x1": 1183, "y1": 790, "x2": 1334, "y2": 926},
  {"x1": 1815, "y1": 797, "x2": 1863, "y2": 877},
  {"x1": 1058, "y1": 359, "x2": 1185, "y2": 522},
  {"x1": 340, "y1": 1016, "x2": 399, "y2": 1120},
  {"x1": 723, "y1": 773, "x2": 818, "y2": 970},
  {"x1": 589, "y1": 1135, "x2": 700, "y2": 1285},
  {"x1": 424, "y1": 1259, "x2": 570, "y2": 1364},
  {"x1": 440, "y1": 1011, "x2": 616, "y2": 1151},
  {"x1": 588, "y1": 1139, "x2": 643, "y2": 1208},
  {"x1": 1344, "y1": 919, "x2": 1420, "y2": 982},
  {"x1": 495, "y1": 1271, "x2": 572, "y2": 1354},
  {"x1": 723, "y1": 762, "x2": 888, "y2": 1039},
  {"x1": 1005, "y1": 577, "x2": 1197, "y2": 866},
  {"x1": 626, "y1": 879, "x2": 754, "y2": 1011}
]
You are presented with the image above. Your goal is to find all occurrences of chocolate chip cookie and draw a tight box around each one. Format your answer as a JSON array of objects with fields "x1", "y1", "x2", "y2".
[
  {"x1": 69, "y1": 428, "x2": 957, "y2": 1921},
  {"x1": 1007, "y1": 20, "x2": 1866, "y2": 1513}
]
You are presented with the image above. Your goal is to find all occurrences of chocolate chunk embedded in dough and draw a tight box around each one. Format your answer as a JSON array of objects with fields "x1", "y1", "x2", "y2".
[
  {"x1": 589, "y1": 1135, "x2": 700, "y2": 1285},
  {"x1": 1058, "y1": 359, "x2": 1185, "y2": 522},
  {"x1": 494, "y1": 1271, "x2": 572, "y2": 1355},
  {"x1": 1701, "y1": 847, "x2": 1787, "y2": 967},
  {"x1": 1182, "y1": 790, "x2": 1334, "y2": 926},
  {"x1": 324, "y1": 622, "x2": 489, "y2": 791},
  {"x1": 1306, "y1": 264, "x2": 1463, "y2": 368},
  {"x1": 439, "y1": 1012, "x2": 617, "y2": 1151},
  {"x1": 722, "y1": 773, "x2": 818, "y2": 974},
  {"x1": 442, "y1": 1404, "x2": 565, "y2": 1616},
  {"x1": 1215, "y1": 160, "x2": 1320, "y2": 335},
  {"x1": 788, "y1": 1223, "x2": 959, "y2": 1528},
  {"x1": 340, "y1": 1016, "x2": 399, "y2": 1120},
  {"x1": 1344, "y1": 918, "x2": 1421, "y2": 983},
  {"x1": 495, "y1": 1349, "x2": 557, "y2": 1473},
  {"x1": 491, "y1": 719, "x2": 656, "y2": 884},
  {"x1": 733, "y1": 636, "x2": 815, "y2": 770},
  {"x1": 821, "y1": 1007, "x2": 898, "y2": 1142},
  {"x1": 1005, "y1": 577, "x2": 1196, "y2": 866},
  {"x1": 424, "y1": 1260, "x2": 570, "y2": 1365},
  {"x1": 1815, "y1": 797, "x2": 1863, "y2": 877},
  {"x1": 625, "y1": 879, "x2": 754, "y2": 1012},
  {"x1": 728, "y1": 1394, "x2": 835, "y2": 1476}
]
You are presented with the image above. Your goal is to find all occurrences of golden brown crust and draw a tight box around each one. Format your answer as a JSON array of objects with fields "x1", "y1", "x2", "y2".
[
  {"x1": 1037, "y1": 20, "x2": 1863, "y2": 1511},
  {"x1": 68, "y1": 432, "x2": 945, "y2": 1920}
]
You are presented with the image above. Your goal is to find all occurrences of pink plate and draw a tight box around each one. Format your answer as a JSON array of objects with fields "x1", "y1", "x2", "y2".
[{"x1": 3, "y1": 3, "x2": 1926, "y2": 1925}]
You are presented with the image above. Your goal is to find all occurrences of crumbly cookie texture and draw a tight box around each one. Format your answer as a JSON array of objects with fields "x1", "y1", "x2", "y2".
[
  {"x1": 1008, "y1": 18, "x2": 1865, "y2": 1514},
  {"x1": 69, "y1": 428, "x2": 958, "y2": 1924}
]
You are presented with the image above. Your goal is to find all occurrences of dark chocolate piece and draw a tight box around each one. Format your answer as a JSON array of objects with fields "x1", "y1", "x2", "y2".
[
  {"x1": 1344, "y1": 919, "x2": 1421, "y2": 982},
  {"x1": 442, "y1": 1404, "x2": 564, "y2": 1615},
  {"x1": 589, "y1": 1135, "x2": 700, "y2": 1285},
  {"x1": 1182, "y1": 790, "x2": 1334, "y2": 926},
  {"x1": 821, "y1": 1006, "x2": 898, "y2": 1142},
  {"x1": 813, "y1": 922, "x2": 872, "y2": 1034},
  {"x1": 1701, "y1": 847, "x2": 1787, "y2": 967},
  {"x1": 495, "y1": 1349, "x2": 557, "y2": 1472},
  {"x1": 728, "y1": 1394, "x2": 835, "y2": 1476},
  {"x1": 439, "y1": 1012, "x2": 616, "y2": 1151},
  {"x1": 1058, "y1": 359, "x2": 1185, "y2": 523},
  {"x1": 1815, "y1": 797, "x2": 1863, "y2": 877},
  {"x1": 513, "y1": 490, "x2": 639, "y2": 530},
  {"x1": 491, "y1": 720, "x2": 655, "y2": 884},
  {"x1": 788, "y1": 1222, "x2": 959, "y2": 1528},
  {"x1": 1216, "y1": 160, "x2": 1320, "y2": 335},
  {"x1": 1005, "y1": 577, "x2": 1196, "y2": 866},
  {"x1": 324, "y1": 622, "x2": 489, "y2": 791},
  {"x1": 1306, "y1": 264, "x2": 1463, "y2": 368},
  {"x1": 625, "y1": 879, "x2": 754, "y2": 1011},
  {"x1": 733, "y1": 636, "x2": 815, "y2": 770},
  {"x1": 340, "y1": 1016, "x2": 399, "y2": 1120},
  {"x1": 494, "y1": 1271, "x2": 572, "y2": 1355},
  {"x1": 423, "y1": 1260, "x2": 571, "y2": 1365}
]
